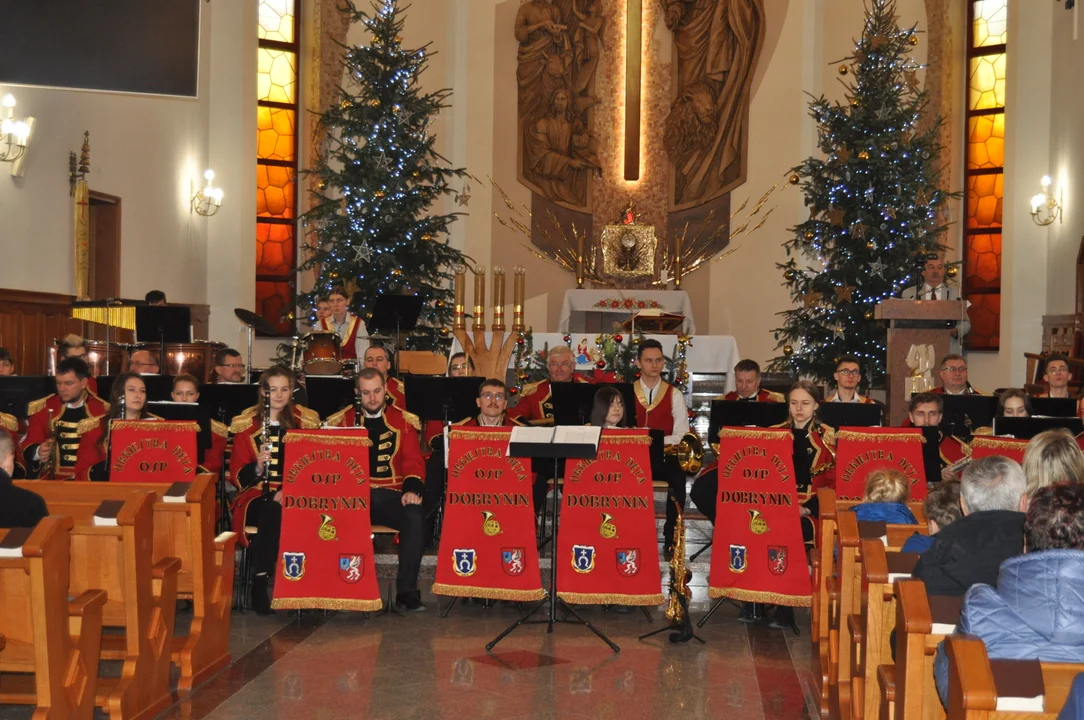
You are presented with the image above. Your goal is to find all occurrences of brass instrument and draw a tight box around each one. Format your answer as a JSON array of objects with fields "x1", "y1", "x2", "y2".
[
  {"x1": 260, "y1": 393, "x2": 272, "y2": 494},
  {"x1": 664, "y1": 501, "x2": 692, "y2": 626},
  {"x1": 664, "y1": 431, "x2": 704, "y2": 474}
]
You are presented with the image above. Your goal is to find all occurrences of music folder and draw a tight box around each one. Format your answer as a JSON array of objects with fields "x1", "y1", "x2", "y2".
[
  {"x1": 708, "y1": 400, "x2": 789, "y2": 446},
  {"x1": 1027, "y1": 396, "x2": 1078, "y2": 418},
  {"x1": 816, "y1": 402, "x2": 883, "y2": 429},
  {"x1": 302, "y1": 376, "x2": 355, "y2": 422},
  {"x1": 0, "y1": 376, "x2": 56, "y2": 421},
  {"x1": 405, "y1": 376, "x2": 484, "y2": 423},
  {"x1": 197, "y1": 383, "x2": 260, "y2": 424},
  {"x1": 145, "y1": 400, "x2": 210, "y2": 462},
  {"x1": 508, "y1": 426, "x2": 601, "y2": 460},
  {"x1": 135, "y1": 306, "x2": 192, "y2": 343},
  {"x1": 550, "y1": 381, "x2": 636, "y2": 427},
  {"x1": 939, "y1": 394, "x2": 998, "y2": 437},
  {"x1": 993, "y1": 415, "x2": 1084, "y2": 439}
]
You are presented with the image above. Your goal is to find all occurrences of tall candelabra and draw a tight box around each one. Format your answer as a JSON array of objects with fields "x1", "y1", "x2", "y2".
[{"x1": 454, "y1": 266, "x2": 525, "y2": 380}]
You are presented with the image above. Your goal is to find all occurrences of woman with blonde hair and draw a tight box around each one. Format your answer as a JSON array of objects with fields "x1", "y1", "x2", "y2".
[
  {"x1": 1022, "y1": 428, "x2": 1084, "y2": 497},
  {"x1": 852, "y1": 468, "x2": 919, "y2": 523}
]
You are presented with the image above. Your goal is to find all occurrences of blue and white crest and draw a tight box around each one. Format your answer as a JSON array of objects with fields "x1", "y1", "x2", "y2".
[
  {"x1": 572, "y1": 544, "x2": 596, "y2": 573},
  {"x1": 452, "y1": 548, "x2": 477, "y2": 577},
  {"x1": 282, "y1": 552, "x2": 306, "y2": 581},
  {"x1": 728, "y1": 545, "x2": 747, "y2": 574}
]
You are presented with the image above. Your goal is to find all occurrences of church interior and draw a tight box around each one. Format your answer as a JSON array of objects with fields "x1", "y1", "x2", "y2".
[{"x1": 1, "y1": 0, "x2": 1083, "y2": 718}]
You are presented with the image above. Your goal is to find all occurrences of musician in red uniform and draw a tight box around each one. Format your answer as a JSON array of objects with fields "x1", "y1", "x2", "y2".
[
  {"x1": 631, "y1": 339, "x2": 691, "y2": 556},
  {"x1": 318, "y1": 286, "x2": 368, "y2": 361},
  {"x1": 1036, "y1": 354, "x2": 1084, "y2": 418},
  {"x1": 0, "y1": 411, "x2": 26, "y2": 478},
  {"x1": 228, "y1": 367, "x2": 321, "y2": 614},
  {"x1": 170, "y1": 374, "x2": 228, "y2": 474},
  {"x1": 509, "y1": 345, "x2": 591, "y2": 425},
  {"x1": 906, "y1": 392, "x2": 969, "y2": 483},
  {"x1": 364, "y1": 345, "x2": 405, "y2": 407},
  {"x1": 932, "y1": 354, "x2": 985, "y2": 395},
  {"x1": 325, "y1": 368, "x2": 428, "y2": 610},
  {"x1": 23, "y1": 357, "x2": 109, "y2": 479},
  {"x1": 826, "y1": 355, "x2": 878, "y2": 404},
  {"x1": 74, "y1": 372, "x2": 158, "y2": 481},
  {"x1": 718, "y1": 359, "x2": 784, "y2": 402}
]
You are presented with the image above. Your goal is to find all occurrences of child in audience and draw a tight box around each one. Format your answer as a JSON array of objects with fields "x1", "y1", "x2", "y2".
[
  {"x1": 851, "y1": 468, "x2": 918, "y2": 524},
  {"x1": 901, "y1": 481, "x2": 961, "y2": 554},
  {"x1": 1021, "y1": 428, "x2": 1084, "y2": 501}
]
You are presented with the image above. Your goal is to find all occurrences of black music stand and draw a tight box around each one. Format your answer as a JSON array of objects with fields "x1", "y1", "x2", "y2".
[
  {"x1": 708, "y1": 400, "x2": 789, "y2": 446},
  {"x1": 145, "y1": 401, "x2": 211, "y2": 463},
  {"x1": 817, "y1": 402, "x2": 883, "y2": 429},
  {"x1": 487, "y1": 428, "x2": 619, "y2": 653},
  {"x1": 0, "y1": 376, "x2": 55, "y2": 421},
  {"x1": 550, "y1": 382, "x2": 636, "y2": 427},
  {"x1": 405, "y1": 376, "x2": 483, "y2": 426},
  {"x1": 919, "y1": 427, "x2": 945, "y2": 484},
  {"x1": 369, "y1": 295, "x2": 423, "y2": 351},
  {"x1": 136, "y1": 306, "x2": 191, "y2": 377},
  {"x1": 1028, "y1": 397, "x2": 1078, "y2": 418},
  {"x1": 303, "y1": 376, "x2": 355, "y2": 421},
  {"x1": 939, "y1": 395, "x2": 998, "y2": 437},
  {"x1": 197, "y1": 383, "x2": 259, "y2": 532},
  {"x1": 993, "y1": 416, "x2": 1084, "y2": 439},
  {"x1": 98, "y1": 374, "x2": 175, "y2": 403}
]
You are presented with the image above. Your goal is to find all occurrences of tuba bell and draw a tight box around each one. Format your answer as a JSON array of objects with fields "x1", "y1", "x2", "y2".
[{"x1": 664, "y1": 431, "x2": 704, "y2": 474}]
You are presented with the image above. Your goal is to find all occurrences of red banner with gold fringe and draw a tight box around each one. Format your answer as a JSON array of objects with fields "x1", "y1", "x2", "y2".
[
  {"x1": 555, "y1": 429, "x2": 663, "y2": 605},
  {"x1": 432, "y1": 427, "x2": 545, "y2": 601},
  {"x1": 834, "y1": 427, "x2": 927, "y2": 501},
  {"x1": 970, "y1": 435, "x2": 1027, "y2": 464},
  {"x1": 708, "y1": 427, "x2": 811, "y2": 606},
  {"x1": 271, "y1": 428, "x2": 381, "y2": 611},
  {"x1": 109, "y1": 420, "x2": 199, "y2": 482}
]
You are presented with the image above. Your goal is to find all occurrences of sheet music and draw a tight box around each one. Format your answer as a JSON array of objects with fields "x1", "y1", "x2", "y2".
[
  {"x1": 554, "y1": 426, "x2": 601, "y2": 447},
  {"x1": 509, "y1": 426, "x2": 556, "y2": 445}
]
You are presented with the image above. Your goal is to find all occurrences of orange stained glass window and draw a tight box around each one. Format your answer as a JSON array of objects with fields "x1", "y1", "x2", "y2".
[
  {"x1": 257, "y1": 107, "x2": 296, "y2": 162},
  {"x1": 967, "y1": 293, "x2": 1001, "y2": 351},
  {"x1": 258, "y1": 48, "x2": 297, "y2": 104},
  {"x1": 256, "y1": 222, "x2": 296, "y2": 276},
  {"x1": 258, "y1": 0, "x2": 295, "y2": 42},
  {"x1": 965, "y1": 173, "x2": 1003, "y2": 229},
  {"x1": 255, "y1": 281, "x2": 295, "y2": 335},
  {"x1": 964, "y1": 233, "x2": 1002, "y2": 290},
  {"x1": 966, "y1": 113, "x2": 1004, "y2": 170},
  {"x1": 972, "y1": 0, "x2": 1007, "y2": 48},
  {"x1": 968, "y1": 55, "x2": 1006, "y2": 111},
  {"x1": 257, "y1": 166, "x2": 296, "y2": 219}
]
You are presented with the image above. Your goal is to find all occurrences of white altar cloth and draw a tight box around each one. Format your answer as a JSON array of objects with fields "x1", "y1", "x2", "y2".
[{"x1": 557, "y1": 289, "x2": 696, "y2": 334}]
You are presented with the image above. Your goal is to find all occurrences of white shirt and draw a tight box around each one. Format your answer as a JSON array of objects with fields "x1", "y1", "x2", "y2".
[
  {"x1": 635, "y1": 377, "x2": 690, "y2": 446},
  {"x1": 827, "y1": 392, "x2": 867, "y2": 403},
  {"x1": 328, "y1": 313, "x2": 370, "y2": 359}
]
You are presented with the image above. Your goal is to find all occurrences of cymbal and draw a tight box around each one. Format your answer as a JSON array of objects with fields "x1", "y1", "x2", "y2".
[{"x1": 234, "y1": 308, "x2": 278, "y2": 336}]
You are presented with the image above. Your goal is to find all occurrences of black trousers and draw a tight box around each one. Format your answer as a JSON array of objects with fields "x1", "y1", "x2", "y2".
[
  {"x1": 246, "y1": 488, "x2": 425, "y2": 594},
  {"x1": 660, "y1": 455, "x2": 687, "y2": 545}
]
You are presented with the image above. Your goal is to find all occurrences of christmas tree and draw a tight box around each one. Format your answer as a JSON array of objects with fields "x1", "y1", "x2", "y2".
[
  {"x1": 299, "y1": 0, "x2": 471, "y2": 349},
  {"x1": 770, "y1": 0, "x2": 953, "y2": 386}
]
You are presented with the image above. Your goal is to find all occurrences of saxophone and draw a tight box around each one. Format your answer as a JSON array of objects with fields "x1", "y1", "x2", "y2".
[{"x1": 664, "y1": 499, "x2": 696, "y2": 642}]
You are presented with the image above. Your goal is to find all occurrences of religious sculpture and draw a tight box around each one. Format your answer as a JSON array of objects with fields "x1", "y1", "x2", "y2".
[
  {"x1": 662, "y1": 0, "x2": 765, "y2": 210},
  {"x1": 515, "y1": 0, "x2": 602, "y2": 211}
]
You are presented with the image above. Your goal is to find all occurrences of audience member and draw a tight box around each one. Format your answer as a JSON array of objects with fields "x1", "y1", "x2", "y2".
[
  {"x1": 0, "y1": 347, "x2": 14, "y2": 376},
  {"x1": 911, "y1": 455, "x2": 1026, "y2": 596},
  {"x1": 934, "y1": 483, "x2": 1084, "y2": 705},
  {"x1": 1021, "y1": 428, "x2": 1084, "y2": 499},
  {"x1": 0, "y1": 432, "x2": 48, "y2": 528},
  {"x1": 901, "y1": 481, "x2": 961, "y2": 554},
  {"x1": 997, "y1": 388, "x2": 1032, "y2": 417},
  {"x1": 851, "y1": 468, "x2": 918, "y2": 523}
]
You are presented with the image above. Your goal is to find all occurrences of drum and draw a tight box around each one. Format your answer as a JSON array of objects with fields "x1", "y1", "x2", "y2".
[
  {"x1": 303, "y1": 331, "x2": 342, "y2": 376},
  {"x1": 48, "y1": 340, "x2": 128, "y2": 376},
  {"x1": 130, "y1": 340, "x2": 226, "y2": 382}
]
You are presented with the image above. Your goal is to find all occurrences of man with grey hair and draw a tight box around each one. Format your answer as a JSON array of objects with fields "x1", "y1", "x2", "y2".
[
  {"x1": 0, "y1": 432, "x2": 48, "y2": 528},
  {"x1": 912, "y1": 456, "x2": 1027, "y2": 597}
]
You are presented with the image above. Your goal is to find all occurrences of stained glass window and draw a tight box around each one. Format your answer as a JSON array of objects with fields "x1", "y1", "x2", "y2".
[
  {"x1": 964, "y1": 0, "x2": 1006, "y2": 351},
  {"x1": 256, "y1": 2, "x2": 300, "y2": 336}
]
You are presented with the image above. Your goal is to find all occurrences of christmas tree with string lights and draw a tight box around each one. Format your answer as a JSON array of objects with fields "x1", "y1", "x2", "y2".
[
  {"x1": 299, "y1": 0, "x2": 470, "y2": 349},
  {"x1": 769, "y1": 0, "x2": 955, "y2": 387}
]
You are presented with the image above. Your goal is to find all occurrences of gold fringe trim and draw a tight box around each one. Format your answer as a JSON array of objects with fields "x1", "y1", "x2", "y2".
[
  {"x1": 599, "y1": 434, "x2": 652, "y2": 445},
  {"x1": 431, "y1": 582, "x2": 546, "y2": 601},
  {"x1": 836, "y1": 430, "x2": 925, "y2": 443},
  {"x1": 28, "y1": 395, "x2": 54, "y2": 417},
  {"x1": 707, "y1": 587, "x2": 812, "y2": 607},
  {"x1": 718, "y1": 428, "x2": 791, "y2": 441},
  {"x1": 210, "y1": 419, "x2": 229, "y2": 439},
  {"x1": 971, "y1": 436, "x2": 1027, "y2": 452},
  {"x1": 114, "y1": 420, "x2": 199, "y2": 433},
  {"x1": 271, "y1": 596, "x2": 383, "y2": 611},
  {"x1": 449, "y1": 429, "x2": 512, "y2": 442},
  {"x1": 399, "y1": 409, "x2": 422, "y2": 431},
  {"x1": 282, "y1": 431, "x2": 373, "y2": 447},
  {"x1": 0, "y1": 412, "x2": 16, "y2": 433},
  {"x1": 557, "y1": 591, "x2": 664, "y2": 606}
]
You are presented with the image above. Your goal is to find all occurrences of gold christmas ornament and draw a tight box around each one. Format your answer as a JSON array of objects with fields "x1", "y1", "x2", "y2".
[
  {"x1": 838, "y1": 65, "x2": 849, "y2": 75},
  {"x1": 369, "y1": 99, "x2": 381, "y2": 107},
  {"x1": 789, "y1": 173, "x2": 800, "y2": 185},
  {"x1": 946, "y1": 265, "x2": 959, "y2": 278},
  {"x1": 909, "y1": 35, "x2": 920, "y2": 46},
  {"x1": 341, "y1": 100, "x2": 352, "y2": 110},
  {"x1": 866, "y1": 240, "x2": 876, "y2": 251},
  {"x1": 783, "y1": 345, "x2": 794, "y2": 356},
  {"x1": 863, "y1": 310, "x2": 874, "y2": 320},
  {"x1": 317, "y1": 180, "x2": 328, "y2": 190},
  {"x1": 804, "y1": 230, "x2": 815, "y2": 240},
  {"x1": 858, "y1": 150, "x2": 870, "y2": 160},
  {"x1": 374, "y1": 190, "x2": 385, "y2": 199},
  {"x1": 421, "y1": 233, "x2": 433, "y2": 241},
  {"x1": 784, "y1": 269, "x2": 797, "y2": 281}
]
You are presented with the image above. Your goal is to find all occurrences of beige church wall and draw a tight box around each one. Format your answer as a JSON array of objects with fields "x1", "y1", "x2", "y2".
[{"x1": 0, "y1": 6, "x2": 217, "y2": 311}]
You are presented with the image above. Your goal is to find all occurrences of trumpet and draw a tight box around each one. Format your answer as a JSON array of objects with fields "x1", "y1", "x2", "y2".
[{"x1": 664, "y1": 431, "x2": 704, "y2": 474}]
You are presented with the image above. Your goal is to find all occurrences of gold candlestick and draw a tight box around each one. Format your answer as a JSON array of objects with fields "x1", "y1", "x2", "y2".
[
  {"x1": 576, "y1": 231, "x2": 585, "y2": 289},
  {"x1": 453, "y1": 266, "x2": 466, "y2": 330},
  {"x1": 492, "y1": 267, "x2": 506, "y2": 331},
  {"x1": 512, "y1": 266, "x2": 525, "y2": 331},
  {"x1": 473, "y1": 267, "x2": 486, "y2": 330}
]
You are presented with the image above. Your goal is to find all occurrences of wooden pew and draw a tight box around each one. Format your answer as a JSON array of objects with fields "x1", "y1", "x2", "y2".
[
  {"x1": 887, "y1": 579, "x2": 961, "y2": 720},
  {"x1": 944, "y1": 635, "x2": 1080, "y2": 719},
  {"x1": 0, "y1": 516, "x2": 108, "y2": 720},
  {"x1": 18, "y1": 476, "x2": 238, "y2": 691}
]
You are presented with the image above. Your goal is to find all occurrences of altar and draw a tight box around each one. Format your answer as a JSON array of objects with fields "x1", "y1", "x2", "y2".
[{"x1": 558, "y1": 290, "x2": 696, "y2": 334}]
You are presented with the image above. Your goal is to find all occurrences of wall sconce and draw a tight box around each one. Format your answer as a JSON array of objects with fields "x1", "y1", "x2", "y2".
[
  {"x1": 191, "y1": 169, "x2": 224, "y2": 217},
  {"x1": 1030, "y1": 175, "x2": 1062, "y2": 226},
  {"x1": 1, "y1": 93, "x2": 34, "y2": 176}
]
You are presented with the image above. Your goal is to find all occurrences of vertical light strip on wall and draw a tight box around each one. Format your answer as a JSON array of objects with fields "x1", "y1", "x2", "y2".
[
  {"x1": 963, "y1": 0, "x2": 1007, "y2": 351},
  {"x1": 256, "y1": 0, "x2": 300, "y2": 335}
]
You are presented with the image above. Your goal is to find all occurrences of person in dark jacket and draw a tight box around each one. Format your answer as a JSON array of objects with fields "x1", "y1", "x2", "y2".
[
  {"x1": 934, "y1": 483, "x2": 1084, "y2": 705},
  {"x1": 912, "y1": 455, "x2": 1026, "y2": 597},
  {"x1": 852, "y1": 468, "x2": 919, "y2": 524},
  {"x1": 901, "y1": 481, "x2": 962, "y2": 554},
  {"x1": 0, "y1": 432, "x2": 48, "y2": 528}
]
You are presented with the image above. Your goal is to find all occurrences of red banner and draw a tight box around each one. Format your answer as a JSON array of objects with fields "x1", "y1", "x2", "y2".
[
  {"x1": 708, "y1": 427, "x2": 811, "y2": 606},
  {"x1": 109, "y1": 420, "x2": 199, "y2": 482},
  {"x1": 272, "y1": 428, "x2": 381, "y2": 611},
  {"x1": 432, "y1": 427, "x2": 544, "y2": 601},
  {"x1": 970, "y1": 435, "x2": 1027, "y2": 464},
  {"x1": 834, "y1": 427, "x2": 927, "y2": 501},
  {"x1": 556, "y1": 429, "x2": 662, "y2": 605}
]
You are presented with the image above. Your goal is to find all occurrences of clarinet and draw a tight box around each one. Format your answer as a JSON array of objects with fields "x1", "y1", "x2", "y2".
[
  {"x1": 106, "y1": 393, "x2": 126, "y2": 478},
  {"x1": 260, "y1": 393, "x2": 272, "y2": 495},
  {"x1": 354, "y1": 391, "x2": 363, "y2": 427}
]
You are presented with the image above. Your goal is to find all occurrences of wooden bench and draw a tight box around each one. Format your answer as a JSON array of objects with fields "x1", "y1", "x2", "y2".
[
  {"x1": 16, "y1": 476, "x2": 238, "y2": 691},
  {"x1": 0, "y1": 516, "x2": 108, "y2": 720},
  {"x1": 944, "y1": 635, "x2": 1081, "y2": 718}
]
